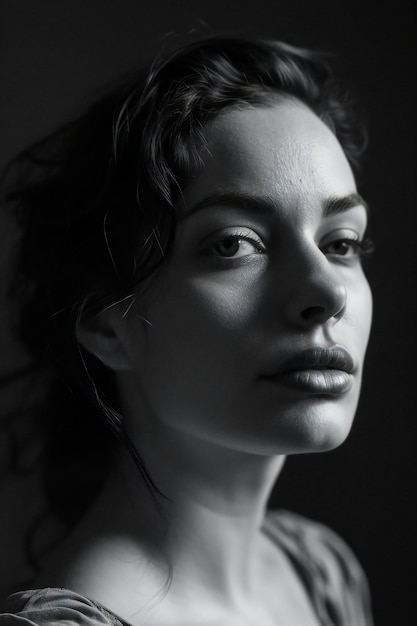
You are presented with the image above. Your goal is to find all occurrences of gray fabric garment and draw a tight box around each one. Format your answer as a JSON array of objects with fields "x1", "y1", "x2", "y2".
[{"x1": 0, "y1": 510, "x2": 373, "y2": 626}]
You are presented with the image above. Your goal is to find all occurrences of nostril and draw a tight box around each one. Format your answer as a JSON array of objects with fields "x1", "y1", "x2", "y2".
[
  {"x1": 287, "y1": 283, "x2": 347, "y2": 327},
  {"x1": 301, "y1": 305, "x2": 326, "y2": 321}
]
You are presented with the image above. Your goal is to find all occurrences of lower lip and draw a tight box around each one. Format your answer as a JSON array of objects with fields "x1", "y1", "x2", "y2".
[{"x1": 265, "y1": 369, "x2": 353, "y2": 395}]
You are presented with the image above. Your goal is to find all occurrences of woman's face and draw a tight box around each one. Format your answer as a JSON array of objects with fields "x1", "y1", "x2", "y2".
[{"x1": 121, "y1": 99, "x2": 373, "y2": 455}]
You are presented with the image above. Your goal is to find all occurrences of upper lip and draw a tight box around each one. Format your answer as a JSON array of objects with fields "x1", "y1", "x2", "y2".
[{"x1": 266, "y1": 346, "x2": 355, "y2": 376}]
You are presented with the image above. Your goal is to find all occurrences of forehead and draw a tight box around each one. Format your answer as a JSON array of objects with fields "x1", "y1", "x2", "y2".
[{"x1": 182, "y1": 100, "x2": 357, "y2": 214}]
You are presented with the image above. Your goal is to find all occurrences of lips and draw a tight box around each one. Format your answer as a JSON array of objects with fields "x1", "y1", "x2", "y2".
[{"x1": 263, "y1": 346, "x2": 355, "y2": 394}]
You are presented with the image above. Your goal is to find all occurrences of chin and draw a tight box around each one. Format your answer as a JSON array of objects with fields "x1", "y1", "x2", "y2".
[
  {"x1": 226, "y1": 416, "x2": 354, "y2": 457},
  {"x1": 290, "y1": 412, "x2": 354, "y2": 455},
  {"x1": 257, "y1": 399, "x2": 357, "y2": 456}
]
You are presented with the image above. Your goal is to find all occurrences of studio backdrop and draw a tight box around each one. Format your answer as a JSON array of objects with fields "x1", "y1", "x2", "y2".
[{"x1": 0, "y1": 2, "x2": 415, "y2": 624}]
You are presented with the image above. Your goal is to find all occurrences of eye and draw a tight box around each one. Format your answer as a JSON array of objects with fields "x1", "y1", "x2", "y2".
[
  {"x1": 212, "y1": 232, "x2": 264, "y2": 259},
  {"x1": 323, "y1": 238, "x2": 361, "y2": 258},
  {"x1": 320, "y1": 229, "x2": 374, "y2": 261}
]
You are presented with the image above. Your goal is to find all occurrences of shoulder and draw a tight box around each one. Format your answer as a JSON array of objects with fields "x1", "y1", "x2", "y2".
[
  {"x1": 264, "y1": 508, "x2": 368, "y2": 581},
  {"x1": 0, "y1": 588, "x2": 127, "y2": 626},
  {"x1": 264, "y1": 509, "x2": 373, "y2": 626}
]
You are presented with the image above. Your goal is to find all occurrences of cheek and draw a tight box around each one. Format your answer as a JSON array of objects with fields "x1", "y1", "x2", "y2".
[
  {"x1": 350, "y1": 273, "x2": 373, "y2": 352},
  {"x1": 127, "y1": 274, "x2": 261, "y2": 424},
  {"x1": 148, "y1": 268, "x2": 264, "y2": 341},
  {"x1": 361, "y1": 275, "x2": 373, "y2": 326}
]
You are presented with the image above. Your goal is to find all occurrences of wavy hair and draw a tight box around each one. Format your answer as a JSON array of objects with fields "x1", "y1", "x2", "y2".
[{"x1": 4, "y1": 36, "x2": 367, "y2": 525}]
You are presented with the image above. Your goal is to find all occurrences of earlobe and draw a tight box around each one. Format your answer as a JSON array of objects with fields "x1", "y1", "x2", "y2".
[{"x1": 77, "y1": 314, "x2": 131, "y2": 372}]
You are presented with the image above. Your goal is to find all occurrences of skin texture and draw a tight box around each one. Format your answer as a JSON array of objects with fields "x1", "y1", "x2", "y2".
[
  {"x1": 46, "y1": 99, "x2": 373, "y2": 625},
  {"x1": 117, "y1": 98, "x2": 372, "y2": 457}
]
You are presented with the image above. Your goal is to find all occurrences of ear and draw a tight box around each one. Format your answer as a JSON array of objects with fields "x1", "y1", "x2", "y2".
[{"x1": 77, "y1": 308, "x2": 132, "y2": 372}]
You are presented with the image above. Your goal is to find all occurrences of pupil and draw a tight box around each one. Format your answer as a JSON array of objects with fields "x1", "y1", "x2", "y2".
[{"x1": 217, "y1": 238, "x2": 239, "y2": 256}]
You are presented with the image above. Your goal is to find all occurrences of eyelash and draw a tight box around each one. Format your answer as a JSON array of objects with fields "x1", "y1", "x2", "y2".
[
  {"x1": 211, "y1": 231, "x2": 265, "y2": 258},
  {"x1": 208, "y1": 231, "x2": 375, "y2": 261},
  {"x1": 321, "y1": 236, "x2": 375, "y2": 258}
]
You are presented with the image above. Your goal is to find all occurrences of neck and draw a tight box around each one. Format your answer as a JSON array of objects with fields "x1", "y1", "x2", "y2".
[
  {"x1": 115, "y1": 424, "x2": 286, "y2": 602},
  {"x1": 37, "y1": 419, "x2": 286, "y2": 618}
]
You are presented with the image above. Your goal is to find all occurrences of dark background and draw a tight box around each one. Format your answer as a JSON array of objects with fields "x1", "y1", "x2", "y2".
[{"x1": 0, "y1": 1, "x2": 415, "y2": 624}]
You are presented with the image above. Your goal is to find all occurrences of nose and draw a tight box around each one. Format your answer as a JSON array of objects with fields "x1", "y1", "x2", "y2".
[{"x1": 284, "y1": 256, "x2": 347, "y2": 328}]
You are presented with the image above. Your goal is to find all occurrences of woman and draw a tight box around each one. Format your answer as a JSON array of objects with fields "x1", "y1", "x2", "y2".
[{"x1": 0, "y1": 36, "x2": 374, "y2": 625}]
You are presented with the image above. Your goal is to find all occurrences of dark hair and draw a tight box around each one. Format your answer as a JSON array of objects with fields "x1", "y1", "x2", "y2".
[{"x1": 4, "y1": 36, "x2": 367, "y2": 525}]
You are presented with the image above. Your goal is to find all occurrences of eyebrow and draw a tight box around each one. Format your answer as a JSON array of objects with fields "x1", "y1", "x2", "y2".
[
  {"x1": 180, "y1": 191, "x2": 368, "y2": 221},
  {"x1": 323, "y1": 193, "x2": 369, "y2": 217}
]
